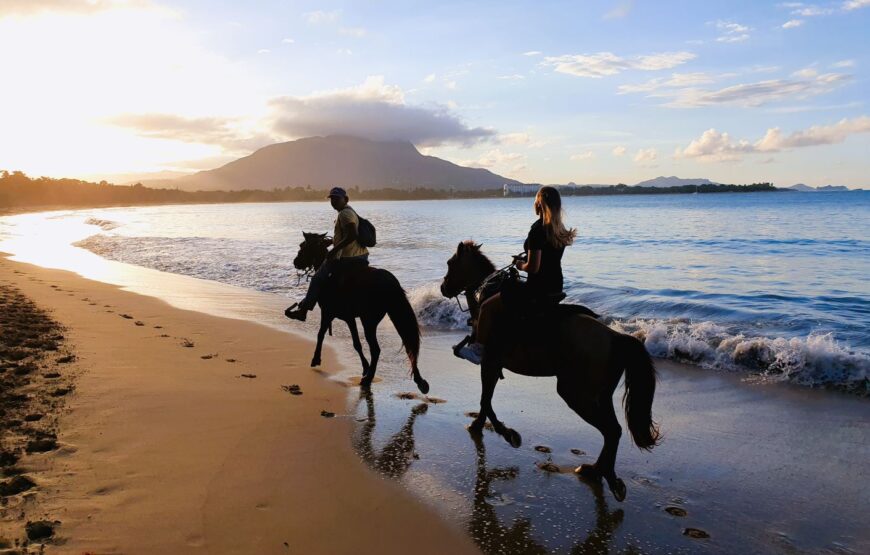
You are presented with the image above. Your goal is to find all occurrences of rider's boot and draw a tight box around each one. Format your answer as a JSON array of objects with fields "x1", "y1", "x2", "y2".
[
  {"x1": 284, "y1": 300, "x2": 312, "y2": 322},
  {"x1": 456, "y1": 341, "x2": 485, "y2": 365}
]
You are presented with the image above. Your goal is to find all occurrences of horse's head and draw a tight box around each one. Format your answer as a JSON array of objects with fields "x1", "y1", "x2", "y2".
[
  {"x1": 293, "y1": 232, "x2": 330, "y2": 271},
  {"x1": 440, "y1": 240, "x2": 495, "y2": 298}
]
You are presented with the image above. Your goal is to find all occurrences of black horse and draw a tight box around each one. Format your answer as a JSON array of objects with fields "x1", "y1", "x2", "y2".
[
  {"x1": 441, "y1": 241, "x2": 660, "y2": 501},
  {"x1": 292, "y1": 232, "x2": 429, "y2": 393}
]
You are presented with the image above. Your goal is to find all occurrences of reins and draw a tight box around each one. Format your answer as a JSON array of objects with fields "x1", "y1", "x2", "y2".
[{"x1": 295, "y1": 235, "x2": 333, "y2": 285}]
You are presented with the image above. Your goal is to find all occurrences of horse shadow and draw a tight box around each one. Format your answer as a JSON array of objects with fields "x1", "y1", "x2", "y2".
[
  {"x1": 352, "y1": 390, "x2": 428, "y2": 479},
  {"x1": 468, "y1": 430, "x2": 631, "y2": 555}
]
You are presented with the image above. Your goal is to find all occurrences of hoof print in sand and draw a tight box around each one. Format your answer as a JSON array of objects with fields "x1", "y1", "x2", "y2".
[
  {"x1": 200, "y1": 354, "x2": 217, "y2": 360},
  {"x1": 181, "y1": 339, "x2": 195, "y2": 348},
  {"x1": 320, "y1": 410, "x2": 335, "y2": 418},
  {"x1": 665, "y1": 506, "x2": 687, "y2": 517},
  {"x1": 225, "y1": 358, "x2": 237, "y2": 363},
  {"x1": 570, "y1": 448, "x2": 585, "y2": 456},
  {"x1": 119, "y1": 314, "x2": 134, "y2": 319},
  {"x1": 26, "y1": 438, "x2": 58, "y2": 453},
  {"x1": 0, "y1": 475, "x2": 36, "y2": 496},
  {"x1": 51, "y1": 387, "x2": 72, "y2": 397},
  {"x1": 396, "y1": 392, "x2": 418, "y2": 400},
  {"x1": 465, "y1": 411, "x2": 480, "y2": 418},
  {"x1": 56, "y1": 354, "x2": 75, "y2": 364},
  {"x1": 134, "y1": 321, "x2": 145, "y2": 326},
  {"x1": 534, "y1": 445, "x2": 552, "y2": 454},
  {"x1": 282, "y1": 384, "x2": 302, "y2": 395},
  {"x1": 683, "y1": 528, "x2": 709, "y2": 539},
  {"x1": 537, "y1": 461, "x2": 561, "y2": 473},
  {"x1": 239, "y1": 374, "x2": 257, "y2": 379},
  {"x1": 25, "y1": 520, "x2": 57, "y2": 541}
]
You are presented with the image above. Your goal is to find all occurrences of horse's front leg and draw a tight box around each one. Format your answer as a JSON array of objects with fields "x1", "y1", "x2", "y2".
[
  {"x1": 311, "y1": 313, "x2": 331, "y2": 367},
  {"x1": 469, "y1": 361, "x2": 522, "y2": 448},
  {"x1": 346, "y1": 318, "x2": 371, "y2": 377},
  {"x1": 359, "y1": 318, "x2": 381, "y2": 388}
]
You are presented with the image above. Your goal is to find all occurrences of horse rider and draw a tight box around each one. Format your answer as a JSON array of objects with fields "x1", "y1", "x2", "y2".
[{"x1": 285, "y1": 186, "x2": 369, "y2": 321}]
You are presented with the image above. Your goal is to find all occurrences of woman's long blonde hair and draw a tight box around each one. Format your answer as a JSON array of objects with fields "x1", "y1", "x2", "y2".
[{"x1": 535, "y1": 186, "x2": 576, "y2": 248}]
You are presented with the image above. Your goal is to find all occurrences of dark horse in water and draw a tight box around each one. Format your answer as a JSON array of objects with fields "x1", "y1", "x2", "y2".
[
  {"x1": 292, "y1": 232, "x2": 429, "y2": 393},
  {"x1": 440, "y1": 241, "x2": 660, "y2": 501}
]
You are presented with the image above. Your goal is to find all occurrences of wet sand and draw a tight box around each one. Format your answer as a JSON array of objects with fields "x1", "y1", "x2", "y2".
[{"x1": 0, "y1": 255, "x2": 478, "y2": 554}]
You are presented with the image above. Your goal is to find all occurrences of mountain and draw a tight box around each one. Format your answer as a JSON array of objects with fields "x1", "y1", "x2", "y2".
[
  {"x1": 634, "y1": 176, "x2": 718, "y2": 188},
  {"x1": 788, "y1": 184, "x2": 850, "y2": 192},
  {"x1": 164, "y1": 135, "x2": 520, "y2": 192}
]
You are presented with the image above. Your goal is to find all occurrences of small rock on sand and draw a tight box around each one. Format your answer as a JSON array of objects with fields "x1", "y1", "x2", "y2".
[{"x1": 683, "y1": 528, "x2": 709, "y2": 539}]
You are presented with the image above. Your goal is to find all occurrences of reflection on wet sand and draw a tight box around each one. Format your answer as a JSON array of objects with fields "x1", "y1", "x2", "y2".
[
  {"x1": 353, "y1": 391, "x2": 427, "y2": 479},
  {"x1": 351, "y1": 391, "x2": 634, "y2": 555}
]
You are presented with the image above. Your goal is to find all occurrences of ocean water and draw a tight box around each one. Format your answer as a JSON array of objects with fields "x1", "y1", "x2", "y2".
[{"x1": 57, "y1": 191, "x2": 870, "y2": 395}]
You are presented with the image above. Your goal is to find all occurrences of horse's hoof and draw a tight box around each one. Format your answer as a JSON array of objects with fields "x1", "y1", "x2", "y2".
[
  {"x1": 310, "y1": 358, "x2": 321, "y2": 367},
  {"x1": 504, "y1": 428, "x2": 522, "y2": 448},
  {"x1": 575, "y1": 464, "x2": 601, "y2": 481},
  {"x1": 609, "y1": 478, "x2": 627, "y2": 502},
  {"x1": 415, "y1": 378, "x2": 430, "y2": 395}
]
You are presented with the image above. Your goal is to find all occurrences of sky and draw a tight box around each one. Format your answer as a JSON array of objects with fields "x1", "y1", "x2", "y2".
[{"x1": 0, "y1": 0, "x2": 868, "y2": 187}]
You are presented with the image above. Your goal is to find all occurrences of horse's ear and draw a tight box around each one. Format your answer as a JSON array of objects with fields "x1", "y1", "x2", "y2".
[
  {"x1": 457, "y1": 241, "x2": 465, "y2": 252},
  {"x1": 475, "y1": 243, "x2": 482, "y2": 250}
]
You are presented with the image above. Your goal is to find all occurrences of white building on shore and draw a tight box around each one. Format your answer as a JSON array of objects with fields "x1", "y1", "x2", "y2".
[{"x1": 503, "y1": 183, "x2": 540, "y2": 197}]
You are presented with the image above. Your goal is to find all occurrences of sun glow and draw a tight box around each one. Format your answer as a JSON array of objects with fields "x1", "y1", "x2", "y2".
[{"x1": 0, "y1": 6, "x2": 264, "y2": 178}]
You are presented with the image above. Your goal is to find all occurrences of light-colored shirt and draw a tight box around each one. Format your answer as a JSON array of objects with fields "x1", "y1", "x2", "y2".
[{"x1": 333, "y1": 206, "x2": 369, "y2": 259}]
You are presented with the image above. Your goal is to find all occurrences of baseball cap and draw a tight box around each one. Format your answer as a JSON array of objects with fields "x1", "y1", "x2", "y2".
[{"x1": 327, "y1": 186, "x2": 347, "y2": 198}]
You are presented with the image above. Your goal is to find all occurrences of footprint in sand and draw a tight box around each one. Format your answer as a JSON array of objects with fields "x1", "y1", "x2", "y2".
[
  {"x1": 159, "y1": 334, "x2": 170, "y2": 338},
  {"x1": 665, "y1": 506, "x2": 687, "y2": 517},
  {"x1": 119, "y1": 314, "x2": 133, "y2": 319},
  {"x1": 134, "y1": 321, "x2": 145, "y2": 326},
  {"x1": 200, "y1": 353, "x2": 217, "y2": 360},
  {"x1": 570, "y1": 448, "x2": 586, "y2": 456},
  {"x1": 240, "y1": 373, "x2": 257, "y2": 379},
  {"x1": 181, "y1": 339, "x2": 195, "y2": 348},
  {"x1": 534, "y1": 445, "x2": 552, "y2": 454},
  {"x1": 536, "y1": 461, "x2": 562, "y2": 473},
  {"x1": 282, "y1": 384, "x2": 302, "y2": 395},
  {"x1": 320, "y1": 410, "x2": 335, "y2": 418},
  {"x1": 225, "y1": 358, "x2": 237, "y2": 363},
  {"x1": 154, "y1": 325, "x2": 163, "y2": 329},
  {"x1": 683, "y1": 528, "x2": 709, "y2": 539}
]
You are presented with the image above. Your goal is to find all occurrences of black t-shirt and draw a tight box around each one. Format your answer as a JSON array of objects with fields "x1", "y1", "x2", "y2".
[{"x1": 523, "y1": 219, "x2": 565, "y2": 295}]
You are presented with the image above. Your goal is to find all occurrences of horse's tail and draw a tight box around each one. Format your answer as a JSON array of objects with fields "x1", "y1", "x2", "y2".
[
  {"x1": 383, "y1": 272, "x2": 421, "y2": 368},
  {"x1": 618, "y1": 334, "x2": 661, "y2": 451}
]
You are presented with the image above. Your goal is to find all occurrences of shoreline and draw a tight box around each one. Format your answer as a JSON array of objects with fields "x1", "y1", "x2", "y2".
[{"x1": 0, "y1": 255, "x2": 478, "y2": 553}]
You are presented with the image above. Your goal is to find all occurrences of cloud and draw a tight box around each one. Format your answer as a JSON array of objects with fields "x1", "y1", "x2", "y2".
[
  {"x1": 282, "y1": 38, "x2": 295, "y2": 44},
  {"x1": 498, "y1": 133, "x2": 546, "y2": 148},
  {"x1": 106, "y1": 113, "x2": 274, "y2": 153},
  {"x1": 612, "y1": 145, "x2": 627, "y2": 156},
  {"x1": 305, "y1": 10, "x2": 341, "y2": 24},
  {"x1": 618, "y1": 72, "x2": 720, "y2": 94},
  {"x1": 675, "y1": 116, "x2": 870, "y2": 161},
  {"x1": 633, "y1": 148, "x2": 657, "y2": 163},
  {"x1": 0, "y1": 0, "x2": 153, "y2": 15},
  {"x1": 460, "y1": 149, "x2": 524, "y2": 169},
  {"x1": 423, "y1": 73, "x2": 436, "y2": 83},
  {"x1": 497, "y1": 74, "x2": 525, "y2": 80},
  {"x1": 843, "y1": 0, "x2": 870, "y2": 9},
  {"x1": 570, "y1": 151, "x2": 595, "y2": 161},
  {"x1": 522, "y1": 51, "x2": 542, "y2": 56},
  {"x1": 257, "y1": 49, "x2": 270, "y2": 55},
  {"x1": 714, "y1": 21, "x2": 751, "y2": 42},
  {"x1": 662, "y1": 72, "x2": 850, "y2": 108},
  {"x1": 782, "y1": 19, "x2": 804, "y2": 28},
  {"x1": 542, "y1": 51, "x2": 696, "y2": 78},
  {"x1": 339, "y1": 26, "x2": 367, "y2": 37},
  {"x1": 832, "y1": 59, "x2": 855, "y2": 68},
  {"x1": 604, "y1": 1, "x2": 633, "y2": 19},
  {"x1": 268, "y1": 76, "x2": 495, "y2": 147}
]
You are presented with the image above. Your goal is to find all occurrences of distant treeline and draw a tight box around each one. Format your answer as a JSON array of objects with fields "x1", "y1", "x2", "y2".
[{"x1": 0, "y1": 170, "x2": 782, "y2": 212}]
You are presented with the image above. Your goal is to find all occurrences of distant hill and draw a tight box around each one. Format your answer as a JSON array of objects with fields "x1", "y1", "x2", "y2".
[
  {"x1": 158, "y1": 135, "x2": 520, "y2": 192},
  {"x1": 634, "y1": 176, "x2": 718, "y2": 188},
  {"x1": 788, "y1": 184, "x2": 851, "y2": 192}
]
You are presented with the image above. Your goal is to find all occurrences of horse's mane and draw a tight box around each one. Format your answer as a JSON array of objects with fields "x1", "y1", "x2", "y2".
[{"x1": 459, "y1": 240, "x2": 496, "y2": 274}]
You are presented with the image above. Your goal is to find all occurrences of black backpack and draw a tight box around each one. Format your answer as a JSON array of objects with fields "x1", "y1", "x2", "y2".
[{"x1": 355, "y1": 211, "x2": 377, "y2": 248}]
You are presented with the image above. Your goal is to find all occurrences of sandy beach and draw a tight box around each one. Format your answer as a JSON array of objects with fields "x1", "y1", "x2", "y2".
[{"x1": 0, "y1": 255, "x2": 478, "y2": 554}]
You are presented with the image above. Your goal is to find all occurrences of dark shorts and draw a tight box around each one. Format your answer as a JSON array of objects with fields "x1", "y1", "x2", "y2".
[{"x1": 499, "y1": 279, "x2": 560, "y2": 314}]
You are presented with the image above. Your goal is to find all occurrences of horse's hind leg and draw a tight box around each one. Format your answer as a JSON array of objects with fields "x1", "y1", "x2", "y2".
[
  {"x1": 346, "y1": 318, "x2": 371, "y2": 378},
  {"x1": 557, "y1": 378, "x2": 626, "y2": 502},
  {"x1": 359, "y1": 318, "x2": 381, "y2": 388}
]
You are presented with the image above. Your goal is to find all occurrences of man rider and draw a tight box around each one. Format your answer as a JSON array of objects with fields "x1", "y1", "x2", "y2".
[{"x1": 284, "y1": 186, "x2": 369, "y2": 321}]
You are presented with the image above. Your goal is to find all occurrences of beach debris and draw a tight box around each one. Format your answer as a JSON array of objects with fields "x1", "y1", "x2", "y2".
[
  {"x1": 665, "y1": 506, "x2": 687, "y2": 517},
  {"x1": 0, "y1": 475, "x2": 36, "y2": 496},
  {"x1": 683, "y1": 528, "x2": 709, "y2": 539},
  {"x1": 240, "y1": 374, "x2": 257, "y2": 379},
  {"x1": 119, "y1": 314, "x2": 133, "y2": 319},
  {"x1": 534, "y1": 445, "x2": 552, "y2": 454},
  {"x1": 570, "y1": 448, "x2": 585, "y2": 456},
  {"x1": 25, "y1": 520, "x2": 57, "y2": 541},
  {"x1": 134, "y1": 321, "x2": 145, "y2": 326},
  {"x1": 26, "y1": 438, "x2": 58, "y2": 453},
  {"x1": 282, "y1": 384, "x2": 302, "y2": 395},
  {"x1": 320, "y1": 410, "x2": 335, "y2": 418},
  {"x1": 537, "y1": 461, "x2": 561, "y2": 473}
]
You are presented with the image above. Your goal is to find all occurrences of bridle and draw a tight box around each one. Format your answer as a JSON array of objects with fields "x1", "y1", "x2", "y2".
[{"x1": 295, "y1": 235, "x2": 332, "y2": 285}]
